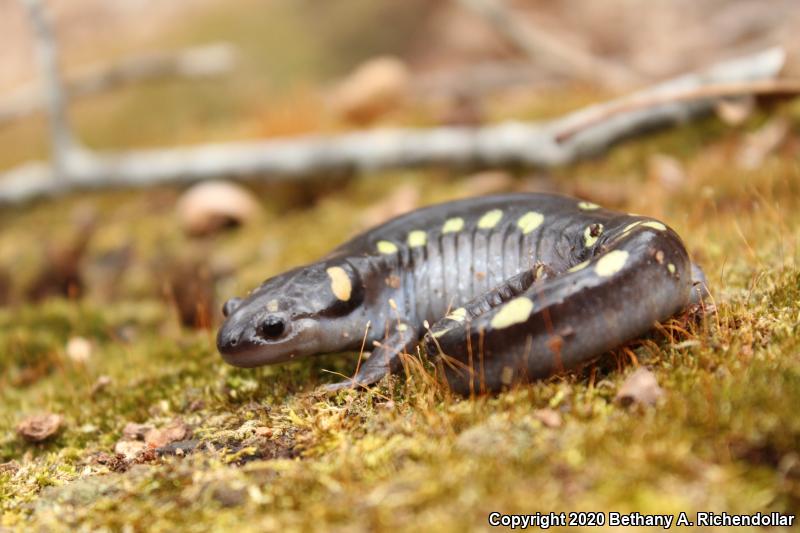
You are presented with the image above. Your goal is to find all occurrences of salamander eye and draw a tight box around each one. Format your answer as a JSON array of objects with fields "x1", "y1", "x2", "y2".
[
  {"x1": 222, "y1": 297, "x2": 242, "y2": 317},
  {"x1": 257, "y1": 316, "x2": 285, "y2": 339}
]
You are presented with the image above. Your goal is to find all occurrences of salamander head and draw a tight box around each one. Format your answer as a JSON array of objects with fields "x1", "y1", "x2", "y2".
[{"x1": 216, "y1": 261, "x2": 364, "y2": 367}]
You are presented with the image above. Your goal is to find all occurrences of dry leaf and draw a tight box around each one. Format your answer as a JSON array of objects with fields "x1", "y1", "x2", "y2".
[
  {"x1": 331, "y1": 56, "x2": 410, "y2": 125},
  {"x1": 533, "y1": 408, "x2": 563, "y2": 428},
  {"x1": 16, "y1": 413, "x2": 64, "y2": 443},
  {"x1": 616, "y1": 368, "x2": 664, "y2": 407},
  {"x1": 145, "y1": 420, "x2": 190, "y2": 448},
  {"x1": 176, "y1": 180, "x2": 261, "y2": 237},
  {"x1": 122, "y1": 422, "x2": 154, "y2": 441}
]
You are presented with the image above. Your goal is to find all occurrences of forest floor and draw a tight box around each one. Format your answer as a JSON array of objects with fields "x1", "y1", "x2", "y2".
[
  {"x1": 2, "y1": 2, "x2": 800, "y2": 531},
  {"x1": 2, "y1": 104, "x2": 799, "y2": 531}
]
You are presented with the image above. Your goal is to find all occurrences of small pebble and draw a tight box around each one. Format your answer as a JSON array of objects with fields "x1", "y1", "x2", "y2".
[
  {"x1": 144, "y1": 420, "x2": 190, "y2": 448},
  {"x1": 176, "y1": 181, "x2": 260, "y2": 237},
  {"x1": 616, "y1": 368, "x2": 664, "y2": 407},
  {"x1": 66, "y1": 337, "x2": 93, "y2": 363},
  {"x1": 17, "y1": 413, "x2": 64, "y2": 443},
  {"x1": 533, "y1": 408, "x2": 563, "y2": 428}
]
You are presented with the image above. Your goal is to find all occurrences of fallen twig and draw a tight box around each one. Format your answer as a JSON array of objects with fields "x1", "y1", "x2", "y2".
[
  {"x1": 20, "y1": 0, "x2": 79, "y2": 179},
  {"x1": 0, "y1": 48, "x2": 787, "y2": 205},
  {"x1": 456, "y1": 0, "x2": 643, "y2": 89},
  {"x1": 0, "y1": 43, "x2": 238, "y2": 125},
  {"x1": 555, "y1": 78, "x2": 800, "y2": 142}
]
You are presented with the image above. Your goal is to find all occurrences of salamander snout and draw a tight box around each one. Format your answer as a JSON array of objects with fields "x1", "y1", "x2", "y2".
[
  {"x1": 216, "y1": 316, "x2": 265, "y2": 367},
  {"x1": 216, "y1": 300, "x2": 300, "y2": 367},
  {"x1": 216, "y1": 320, "x2": 244, "y2": 352}
]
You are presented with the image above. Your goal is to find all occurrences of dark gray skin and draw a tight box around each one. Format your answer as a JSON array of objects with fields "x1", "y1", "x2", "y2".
[{"x1": 217, "y1": 193, "x2": 707, "y2": 394}]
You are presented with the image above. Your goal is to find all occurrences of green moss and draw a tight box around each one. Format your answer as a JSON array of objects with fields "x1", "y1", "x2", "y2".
[{"x1": 1, "y1": 23, "x2": 799, "y2": 528}]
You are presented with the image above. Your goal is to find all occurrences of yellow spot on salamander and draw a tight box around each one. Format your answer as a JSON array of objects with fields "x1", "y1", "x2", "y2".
[
  {"x1": 517, "y1": 211, "x2": 544, "y2": 234},
  {"x1": 623, "y1": 221, "x2": 642, "y2": 233},
  {"x1": 641, "y1": 221, "x2": 667, "y2": 231},
  {"x1": 407, "y1": 230, "x2": 427, "y2": 247},
  {"x1": 377, "y1": 240, "x2": 398, "y2": 254},
  {"x1": 397, "y1": 323, "x2": 408, "y2": 332},
  {"x1": 446, "y1": 307, "x2": 467, "y2": 322},
  {"x1": 490, "y1": 297, "x2": 534, "y2": 330},
  {"x1": 267, "y1": 299, "x2": 279, "y2": 312},
  {"x1": 568, "y1": 260, "x2": 589, "y2": 273},
  {"x1": 595, "y1": 250, "x2": 629, "y2": 277},
  {"x1": 442, "y1": 217, "x2": 464, "y2": 233},
  {"x1": 326, "y1": 267, "x2": 352, "y2": 301},
  {"x1": 584, "y1": 223, "x2": 604, "y2": 247},
  {"x1": 578, "y1": 201, "x2": 600, "y2": 210},
  {"x1": 477, "y1": 209, "x2": 503, "y2": 229},
  {"x1": 667, "y1": 263, "x2": 676, "y2": 274}
]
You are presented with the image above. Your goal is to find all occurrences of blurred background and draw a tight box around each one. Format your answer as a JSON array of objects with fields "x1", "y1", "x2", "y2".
[
  {"x1": 1, "y1": 0, "x2": 799, "y2": 166},
  {"x1": 1, "y1": 3, "x2": 800, "y2": 528}
]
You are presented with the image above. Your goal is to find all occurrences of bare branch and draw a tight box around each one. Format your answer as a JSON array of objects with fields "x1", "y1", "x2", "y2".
[
  {"x1": 0, "y1": 43, "x2": 238, "y2": 125},
  {"x1": 19, "y1": 0, "x2": 81, "y2": 179},
  {"x1": 554, "y1": 78, "x2": 800, "y2": 142},
  {"x1": 0, "y1": 48, "x2": 787, "y2": 205},
  {"x1": 456, "y1": 0, "x2": 642, "y2": 89}
]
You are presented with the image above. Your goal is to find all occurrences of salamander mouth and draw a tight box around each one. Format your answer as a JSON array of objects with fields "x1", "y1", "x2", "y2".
[
  {"x1": 216, "y1": 316, "x2": 318, "y2": 367},
  {"x1": 219, "y1": 344, "x2": 298, "y2": 367},
  {"x1": 216, "y1": 327, "x2": 296, "y2": 367}
]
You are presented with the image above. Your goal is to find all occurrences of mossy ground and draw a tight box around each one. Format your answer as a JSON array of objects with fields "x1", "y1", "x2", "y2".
[
  {"x1": 2, "y1": 110, "x2": 799, "y2": 530},
  {"x1": 2, "y1": 2, "x2": 800, "y2": 529}
]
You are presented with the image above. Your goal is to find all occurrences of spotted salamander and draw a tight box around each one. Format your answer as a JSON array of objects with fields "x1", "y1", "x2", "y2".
[{"x1": 217, "y1": 193, "x2": 706, "y2": 394}]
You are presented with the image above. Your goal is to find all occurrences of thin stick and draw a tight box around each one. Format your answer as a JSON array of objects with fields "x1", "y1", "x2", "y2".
[
  {"x1": 555, "y1": 79, "x2": 800, "y2": 142},
  {"x1": 19, "y1": 0, "x2": 80, "y2": 179},
  {"x1": 0, "y1": 47, "x2": 787, "y2": 205}
]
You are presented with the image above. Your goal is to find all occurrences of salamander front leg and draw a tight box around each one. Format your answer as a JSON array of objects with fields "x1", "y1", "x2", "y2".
[{"x1": 323, "y1": 319, "x2": 418, "y2": 392}]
